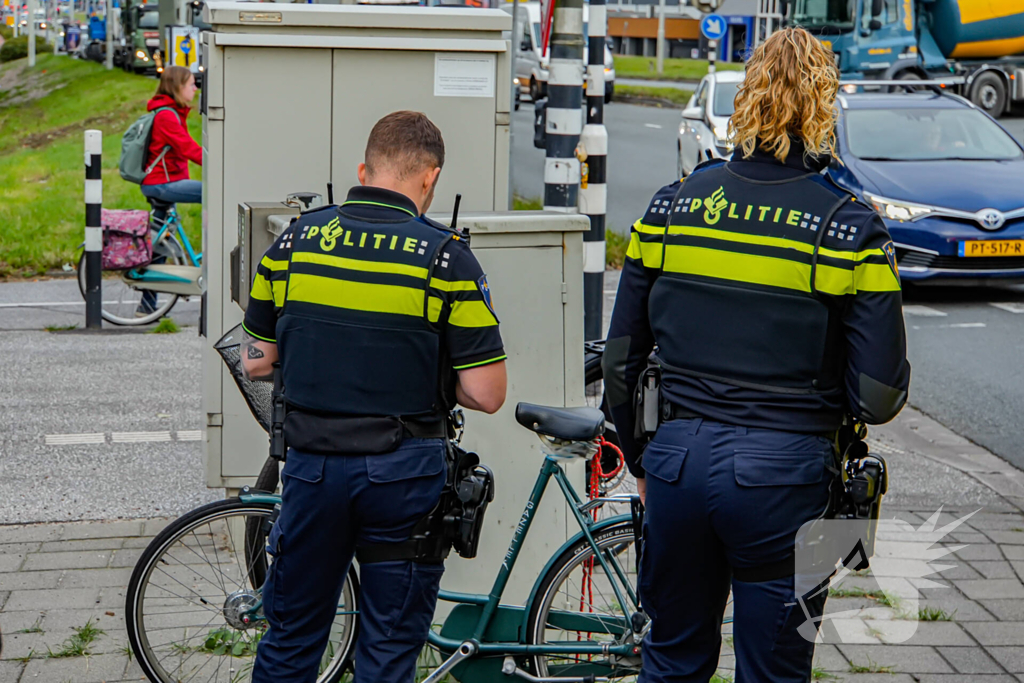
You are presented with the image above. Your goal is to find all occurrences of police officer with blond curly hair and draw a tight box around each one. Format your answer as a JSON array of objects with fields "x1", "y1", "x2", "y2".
[{"x1": 603, "y1": 28, "x2": 910, "y2": 682}]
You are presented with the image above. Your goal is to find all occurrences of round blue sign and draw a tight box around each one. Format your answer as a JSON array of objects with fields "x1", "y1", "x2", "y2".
[{"x1": 700, "y1": 14, "x2": 727, "y2": 41}]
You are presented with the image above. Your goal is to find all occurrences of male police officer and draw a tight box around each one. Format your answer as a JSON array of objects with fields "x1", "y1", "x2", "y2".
[
  {"x1": 603, "y1": 29, "x2": 910, "y2": 683},
  {"x1": 241, "y1": 111, "x2": 507, "y2": 683}
]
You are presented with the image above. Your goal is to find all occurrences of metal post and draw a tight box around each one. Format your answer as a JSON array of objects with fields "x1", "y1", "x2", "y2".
[
  {"x1": 580, "y1": 0, "x2": 607, "y2": 341},
  {"x1": 655, "y1": 0, "x2": 665, "y2": 74},
  {"x1": 708, "y1": 38, "x2": 717, "y2": 73},
  {"x1": 104, "y1": 0, "x2": 112, "y2": 70},
  {"x1": 543, "y1": 0, "x2": 585, "y2": 215},
  {"x1": 509, "y1": 0, "x2": 520, "y2": 209},
  {"x1": 27, "y1": 0, "x2": 35, "y2": 66},
  {"x1": 84, "y1": 130, "x2": 103, "y2": 330}
]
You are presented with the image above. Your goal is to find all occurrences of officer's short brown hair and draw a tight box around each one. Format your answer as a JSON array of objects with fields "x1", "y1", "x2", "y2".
[{"x1": 364, "y1": 111, "x2": 445, "y2": 180}]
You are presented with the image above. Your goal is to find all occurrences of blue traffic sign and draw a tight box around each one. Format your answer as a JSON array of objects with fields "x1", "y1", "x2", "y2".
[{"x1": 700, "y1": 14, "x2": 727, "y2": 41}]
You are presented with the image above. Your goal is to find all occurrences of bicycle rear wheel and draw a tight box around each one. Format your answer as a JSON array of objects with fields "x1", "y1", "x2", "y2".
[
  {"x1": 77, "y1": 234, "x2": 182, "y2": 326},
  {"x1": 126, "y1": 498, "x2": 358, "y2": 683},
  {"x1": 526, "y1": 520, "x2": 735, "y2": 681}
]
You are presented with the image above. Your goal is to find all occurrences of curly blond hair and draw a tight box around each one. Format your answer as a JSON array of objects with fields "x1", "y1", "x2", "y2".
[{"x1": 729, "y1": 28, "x2": 840, "y2": 164}]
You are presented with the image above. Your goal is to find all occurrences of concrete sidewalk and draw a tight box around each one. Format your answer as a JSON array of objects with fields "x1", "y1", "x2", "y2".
[{"x1": 3, "y1": 406, "x2": 1024, "y2": 682}]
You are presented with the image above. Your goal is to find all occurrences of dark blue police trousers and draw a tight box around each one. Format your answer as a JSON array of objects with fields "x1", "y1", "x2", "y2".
[
  {"x1": 253, "y1": 439, "x2": 448, "y2": 683},
  {"x1": 639, "y1": 418, "x2": 833, "y2": 683}
]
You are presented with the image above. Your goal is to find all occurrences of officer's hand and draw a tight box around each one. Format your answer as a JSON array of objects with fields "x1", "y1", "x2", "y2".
[{"x1": 636, "y1": 477, "x2": 646, "y2": 506}]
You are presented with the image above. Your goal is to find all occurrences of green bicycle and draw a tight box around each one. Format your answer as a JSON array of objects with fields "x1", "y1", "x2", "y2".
[{"x1": 124, "y1": 330, "x2": 736, "y2": 682}]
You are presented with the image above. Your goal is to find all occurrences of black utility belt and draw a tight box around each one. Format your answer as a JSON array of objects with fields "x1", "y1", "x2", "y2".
[{"x1": 283, "y1": 410, "x2": 447, "y2": 456}]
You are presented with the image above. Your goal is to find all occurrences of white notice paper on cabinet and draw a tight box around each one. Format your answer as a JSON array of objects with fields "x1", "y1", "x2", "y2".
[{"x1": 434, "y1": 54, "x2": 495, "y2": 98}]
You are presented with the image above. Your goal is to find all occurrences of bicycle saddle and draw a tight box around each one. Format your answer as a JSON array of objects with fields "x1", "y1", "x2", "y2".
[
  {"x1": 515, "y1": 403, "x2": 605, "y2": 442},
  {"x1": 146, "y1": 197, "x2": 176, "y2": 211}
]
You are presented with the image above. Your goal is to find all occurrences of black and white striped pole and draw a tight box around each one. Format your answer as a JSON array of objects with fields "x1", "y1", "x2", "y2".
[
  {"x1": 543, "y1": 0, "x2": 584, "y2": 215},
  {"x1": 580, "y1": 0, "x2": 607, "y2": 341},
  {"x1": 84, "y1": 129, "x2": 102, "y2": 329}
]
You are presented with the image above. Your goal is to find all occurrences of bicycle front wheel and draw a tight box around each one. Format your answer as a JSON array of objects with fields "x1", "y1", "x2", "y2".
[
  {"x1": 126, "y1": 498, "x2": 358, "y2": 683},
  {"x1": 77, "y1": 234, "x2": 182, "y2": 326},
  {"x1": 526, "y1": 520, "x2": 736, "y2": 681}
]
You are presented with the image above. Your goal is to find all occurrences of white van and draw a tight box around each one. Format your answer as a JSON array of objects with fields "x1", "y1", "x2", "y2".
[{"x1": 503, "y1": 1, "x2": 615, "y2": 103}]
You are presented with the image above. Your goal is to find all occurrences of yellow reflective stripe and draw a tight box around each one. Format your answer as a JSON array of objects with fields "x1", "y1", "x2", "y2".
[
  {"x1": 241, "y1": 322, "x2": 275, "y2": 343},
  {"x1": 428, "y1": 295, "x2": 443, "y2": 323},
  {"x1": 854, "y1": 262, "x2": 901, "y2": 292},
  {"x1": 288, "y1": 273, "x2": 425, "y2": 317},
  {"x1": 627, "y1": 231, "x2": 664, "y2": 268},
  {"x1": 814, "y1": 264, "x2": 856, "y2": 296},
  {"x1": 818, "y1": 246, "x2": 885, "y2": 262},
  {"x1": 430, "y1": 278, "x2": 478, "y2": 292},
  {"x1": 261, "y1": 255, "x2": 289, "y2": 271},
  {"x1": 668, "y1": 225, "x2": 884, "y2": 263},
  {"x1": 272, "y1": 280, "x2": 287, "y2": 307},
  {"x1": 671, "y1": 225, "x2": 814, "y2": 256},
  {"x1": 633, "y1": 220, "x2": 666, "y2": 235},
  {"x1": 450, "y1": 300, "x2": 498, "y2": 328},
  {"x1": 664, "y1": 245, "x2": 811, "y2": 292},
  {"x1": 291, "y1": 251, "x2": 428, "y2": 280},
  {"x1": 249, "y1": 273, "x2": 274, "y2": 301}
]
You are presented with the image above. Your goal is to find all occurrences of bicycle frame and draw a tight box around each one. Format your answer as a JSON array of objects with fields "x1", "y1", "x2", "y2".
[
  {"x1": 151, "y1": 207, "x2": 203, "y2": 266},
  {"x1": 238, "y1": 455, "x2": 640, "y2": 659},
  {"x1": 426, "y1": 455, "x2": 638, "y2": 658}
]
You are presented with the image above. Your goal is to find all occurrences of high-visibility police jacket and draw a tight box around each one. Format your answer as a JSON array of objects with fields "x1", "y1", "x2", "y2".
[
  {"x1": 242, "y1": 185, "x2": 506, "y2": 419},
  {"x1": 603, "y1": 145, "x2": 911, "y2": 477}
]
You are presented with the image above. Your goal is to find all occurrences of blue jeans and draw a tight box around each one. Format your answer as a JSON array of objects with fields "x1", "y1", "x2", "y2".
[
  {"x1": 639, "y1": 418, "x2": 833, "y2": 683},
  {"x1": 139, "y1": 181, "x2": 201, "y2": 311},
  {"x1": 253, "y1": 440, "x2": 448, "y2": 683}
]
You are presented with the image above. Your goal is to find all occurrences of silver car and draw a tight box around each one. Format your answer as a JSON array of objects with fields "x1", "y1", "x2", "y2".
[{"x1": 677, "y1": 70, "x2": 745, "y2": 178}]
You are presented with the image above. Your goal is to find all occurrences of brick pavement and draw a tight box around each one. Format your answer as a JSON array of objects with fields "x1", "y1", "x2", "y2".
[{"x1": 3, "y1": 407, "x2": 1024, "y2": 681}]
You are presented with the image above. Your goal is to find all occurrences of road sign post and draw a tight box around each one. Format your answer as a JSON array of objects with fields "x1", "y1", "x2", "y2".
[
  {"x1": 700, "y1": 13, "x2": 726, "y2": 73},
  {"x1": 581, "y1": 0, "x2": 608, "y2": 340},
  {"x1": 27, "y1": 0, "x2": 35, "y2": 66}
]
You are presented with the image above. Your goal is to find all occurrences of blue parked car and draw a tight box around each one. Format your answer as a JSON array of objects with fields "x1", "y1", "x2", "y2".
[{"x1": 829, "y1": 90, "x2": 1024, "y2": 284}]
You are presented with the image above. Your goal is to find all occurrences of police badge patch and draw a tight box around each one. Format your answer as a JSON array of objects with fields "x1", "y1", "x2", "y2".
[
  {"x1": 477, "y1": 275, "x2": 497, "y2": 319},
  {"x1": 882, "y1": 240, "x2": 899, "y2": 280}
]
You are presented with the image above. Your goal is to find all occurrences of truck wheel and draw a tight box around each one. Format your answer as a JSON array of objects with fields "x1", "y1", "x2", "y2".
[
  {"x1": 971, "y1": 72, "x2": 1006, "y2": 119},
  {"x1": 529, "y1": 77, "x2": 541, "y2": 102}
]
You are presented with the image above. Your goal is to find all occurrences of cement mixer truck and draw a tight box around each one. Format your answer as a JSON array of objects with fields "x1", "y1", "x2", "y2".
[{"x1": 786, "y1": 0, "x2": 1024, "y2": 118}]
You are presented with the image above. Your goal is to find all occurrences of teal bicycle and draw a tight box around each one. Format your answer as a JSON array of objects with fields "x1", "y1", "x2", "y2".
[
  {"x1": 77, "y1": 198, "x2": 203, "y2": 326},
  {"x1": 124, "y1": 332, "x2": 736, "y2": 683}
]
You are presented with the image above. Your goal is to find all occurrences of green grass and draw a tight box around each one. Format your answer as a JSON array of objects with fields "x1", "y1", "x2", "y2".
[
  {"x1": 13, "y1": 618, "x2": 44, "y2": 634},
  {"x1": 849, "y1": 657, "x2": 894, "y2": 674},
  {"x1": 0, "y1": 53, "x2": 202, "y2": 278},
  {"x1": 812, "y1": 668, "x2": 839, "y2": 680},
  {"x1": 150, "y1": 317, "x2": 181, "y2": 334},
  {"x1": 46, "y1": 618, "x2": 105, "y2": 658},
  {"x1": 919, "y1": 606, "x2": 955, "y2": 621},
  {"x1": 616, "y1": 84, "x2": 694, "y2": 107},
  {"x1": 828, "y1": 586, "x2": 886, "y2": 600},
  {"x1": 44, "y1": 323, "x2": 77, "y2": 332},
  {"x1": 512, "y1": 195, "x2": 543, "y2": 211},
  {"x1": 614, "y1": 55, "x2": 743, "y2": 82}
]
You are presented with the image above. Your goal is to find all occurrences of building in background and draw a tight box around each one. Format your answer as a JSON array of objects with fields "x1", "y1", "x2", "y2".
[{"x1": 607, "y1": 0, "x2": 754, "y2": 62}]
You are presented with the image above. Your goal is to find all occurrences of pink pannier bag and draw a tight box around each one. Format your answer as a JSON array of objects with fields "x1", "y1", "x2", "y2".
[{"x1": 101, "y1": 209, "x2": 152, "y2": 270}]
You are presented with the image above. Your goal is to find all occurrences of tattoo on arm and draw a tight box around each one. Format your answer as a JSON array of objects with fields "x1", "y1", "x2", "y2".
[
  {"x1": 241, "y1": 332, "x2": 275, "y2": 381},
  {"x1": 247, "y1": 344, "x2": 265, "y2": 359}
]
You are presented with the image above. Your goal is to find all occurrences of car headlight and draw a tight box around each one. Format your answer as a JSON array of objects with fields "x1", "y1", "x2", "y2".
[
  {"x1": 713, "y1": 125, "x2": 733, "y2": 150},
  {"x1": 136, "y1": 50, "x2": 147, "y2": 59},
  {"x1": 865, "y1": 193, "x2": 936, "y2": 221}
]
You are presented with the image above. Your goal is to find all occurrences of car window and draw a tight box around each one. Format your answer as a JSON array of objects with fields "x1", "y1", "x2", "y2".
[
  {"x1": 844, "y1": 107, "x2": 1023, "y2": 161},
  {"x1": 138, "y1": 10, "x2": 159, "y2": 29},
  {"x1": 863, "y1": 0, "x2": 899, "y2": 28},
  {"x1": 695, "y1": 80, "x2": 708, "y2": 110},
  {"x1": 712, "y1": 81, "x2": 739, "y2": 117}
]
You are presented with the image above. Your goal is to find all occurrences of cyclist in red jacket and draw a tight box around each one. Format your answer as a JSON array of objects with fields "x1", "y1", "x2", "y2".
[{"x1": 139, "y1": 65, "x2": 202, "y2": 315}]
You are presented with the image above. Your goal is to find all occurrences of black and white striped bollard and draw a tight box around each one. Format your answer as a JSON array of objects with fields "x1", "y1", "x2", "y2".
[
  {"x1": 543, "y1": 0, "x2": 584, "y2": 215},
  {"x1": 580, "y1": 0, "x2": 608, "y2": 341},
  {"x1": 84, "y1": 129, "x2": 102, "y2": 329}
]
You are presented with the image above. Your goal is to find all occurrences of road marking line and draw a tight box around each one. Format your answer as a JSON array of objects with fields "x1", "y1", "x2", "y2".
[
  {"x1": 990, "y1": 302, "x2": 1024, "y2": 314},
  {"x1": 0, "y1": 301, "x2": 202, "y2": 309},
  {"x1": 903, "y1": 305, "x2": 947, "y2": 317},
  {"x1": 912, "y1": 322, "x2": 986, "y2": 330},
  {"x1": 177, "y1": 430, "x2": 202, "y2": 441},
  {"x1": 111, "y1": 431, "x2": 173, "y2": 443},
  {"x1": 644, "y1": 123, "x2": 662, "y2": 129},
  {"x1": 44, "y1": 433, "x2": 105, "y2": 445}
]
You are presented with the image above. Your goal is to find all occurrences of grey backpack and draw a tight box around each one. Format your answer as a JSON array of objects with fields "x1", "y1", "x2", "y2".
[{"x1": 119, "y1": 106, "x2": 179, "y2": 184}]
